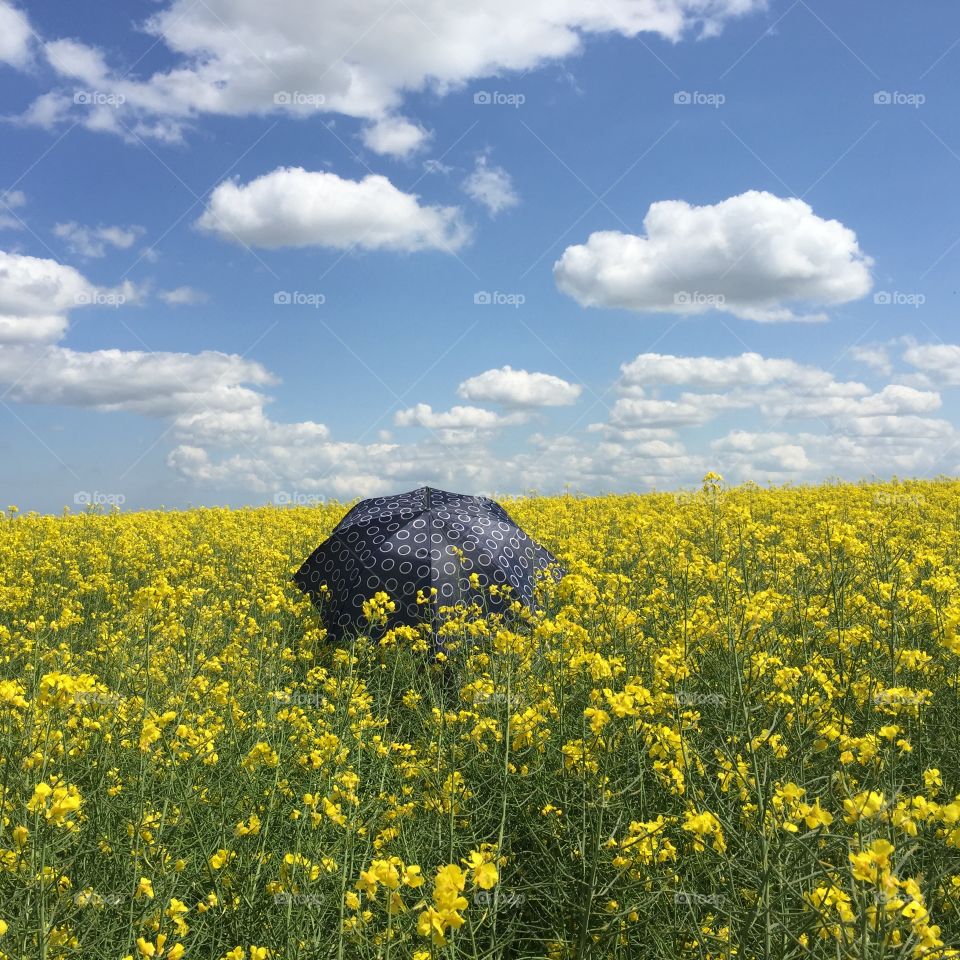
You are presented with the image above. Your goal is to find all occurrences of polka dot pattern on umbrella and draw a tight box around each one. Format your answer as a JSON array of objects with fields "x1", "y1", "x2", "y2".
[{"x1": 292, "y1": 486, "x2": 565, "y2": 645}]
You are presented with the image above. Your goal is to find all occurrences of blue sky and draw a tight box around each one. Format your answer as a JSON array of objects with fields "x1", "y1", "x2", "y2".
[{"x1": 1, "y1": 0, "x2": 958, "y2": 511}]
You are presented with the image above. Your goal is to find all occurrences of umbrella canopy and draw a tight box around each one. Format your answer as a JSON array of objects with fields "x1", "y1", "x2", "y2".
[{"x1": 292, "y1": 486, "x2": 564, "y2": 645}]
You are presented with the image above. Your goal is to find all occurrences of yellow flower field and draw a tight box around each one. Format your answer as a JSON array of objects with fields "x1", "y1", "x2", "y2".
[{"x1": 3, "y1": 475, "x2": 960, "y2": 958}]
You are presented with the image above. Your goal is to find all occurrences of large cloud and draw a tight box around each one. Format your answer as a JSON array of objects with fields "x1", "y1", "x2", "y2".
[
  {"x1": 17, "y1": 0, "x2": 767, "y2": 142},
  {"x1": 458, "y1": 365, "x2": 581, "y2": 407},
  {"x1": 0, "y1": 250, "x2": 137, "y2": 345},
  {"x1": 197, "y1": 167, "x2": 470, "y2": 252},
  {"x1": 554, "y1": 191, "x2": 873, "y2": 322}
]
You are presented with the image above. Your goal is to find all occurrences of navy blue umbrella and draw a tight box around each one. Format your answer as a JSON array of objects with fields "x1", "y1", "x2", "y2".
[{"x1": 292, "y1": 486, "x2": 564, "y2": 646}]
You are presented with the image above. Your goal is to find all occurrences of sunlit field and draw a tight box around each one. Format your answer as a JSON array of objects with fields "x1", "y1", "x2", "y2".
[{"x1": 4, "y1": 476, "x2": 960, "y2": 959}]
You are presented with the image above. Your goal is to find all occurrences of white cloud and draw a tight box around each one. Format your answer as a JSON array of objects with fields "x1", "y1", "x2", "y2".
[
  {"x1": 0, "y1": 190, "x2": 26, "y2": 230},
  {"x1": 0, "y1": 1, "x2": 32, "y2": 68},
  {"x1": 618, "y1": 351, "x2": 837, "y2": 393},
  {"x1": 554, "y1": 191, "x2": 873, "y2": 322},
  {"x1": 0, "y1": 249, "x2": 138, "y2": 344},
  {"x1": 197, "y1": 167, "x2": 470, "y2": 253},
  {"x1": 17, "y1": 0, "x2": 766, "y2": 139},
  {"x1": 463, "y1": 156, "x2": 519, "y2": 216},
  {"x1": 0, "y1": 345, "x2": 274, "y2": 418},
  {"x1": 903, "y1": 342, "x2": 960, "y2": 386},
  {"x1": 610, "y1": 394, "x2": 732, "y2": 428},
  {"x1": 361, "y1": 116, "x2": 430, "y2": 157},
  {"x1": 159, "y1": 286, "x2": 207, "y2": 306},
  {"x1": 395, "y1": 403, "x2": 507, "y2": 430},
  {"x1": 851, "y1": 344, "x2": 892, "y2": 375},
  {"x1": 54, "y1": 221, "x2": 144, "y2": 258},
  {"x1": 457, "y1": 365, "x2": 581, "y2": 407}
]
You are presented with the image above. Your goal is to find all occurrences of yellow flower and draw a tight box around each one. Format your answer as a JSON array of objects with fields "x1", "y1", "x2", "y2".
[
  {"x1": 463, "y1": 850, "x2": 499, "y2": 890},
  {"x1": 136, "y1": 877, "x2": 155, "y2": 900},
  {"x1": 210, "y1": 849, "x2": 234, "y2": 870}
]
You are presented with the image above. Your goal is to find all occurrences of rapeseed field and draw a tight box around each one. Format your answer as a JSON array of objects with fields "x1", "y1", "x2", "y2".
[{"x1": 2, "y1": 475, "x2": 960, "y2": 959}]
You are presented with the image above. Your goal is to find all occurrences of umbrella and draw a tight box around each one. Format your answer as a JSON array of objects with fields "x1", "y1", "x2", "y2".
[{"x1": 292, "y1": 485, "x2": 564, "y2": 646}]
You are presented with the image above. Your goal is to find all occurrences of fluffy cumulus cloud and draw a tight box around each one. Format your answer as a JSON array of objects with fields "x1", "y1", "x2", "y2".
[
  {"x1": 554, "y1": 191, "x2": 874, "y2": 322},
  {"x1": 903, "y1": 342, "x2": 960, "y2": 387},
  {"x1": 54, "y1": 222, "x2": 144, "y2": 258},
  {"x1": 197, "y1": 167, "x2": 470, "y2": 253},
  {"x1": 0, "y1": 1, "x2": 32, "y2": 68},
  {"x1": 596, "y1": 346, "x2": 959, "y2": 484},
  {"x1": 361, "y1": 117, "x2": 430, "y2": 158},
  {"x1": 462, "y1": 157, "x2": 519, "y2": 216},
  {"x1": 0, "y1": 248, "x2": 327, "y2": 452},
  {"x1": 13, "y1": 0, "x2": 767, "y2": 140},
  {"x1": 0, "y1": 250, "x2": 138, "y2": 344},
  {"x1": 457, "y1": 366, "x2": 581, "y2": 407}
]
